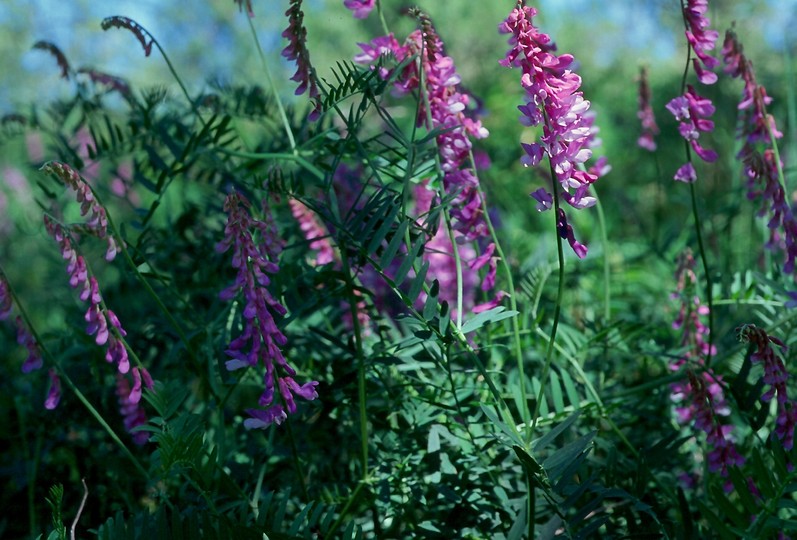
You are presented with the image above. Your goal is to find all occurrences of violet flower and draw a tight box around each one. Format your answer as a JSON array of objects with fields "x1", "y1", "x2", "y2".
[
  {"x1": 217, "y1": 192, "x2": 318, "y2": 429},
  {"x1": 722, "y1": 29, "x2": 795, "y2": 277},
  {"x1": 667, "y1": 0, "x2": 719, "y2": 181},
  {"x1": 637, "y1": 66, "x2": 659, "y2": 151},
  {"x1": 0, "y1": 277, "x2": 11, "y2": 320},
  {"x1": 43, "y1": 216, "x2": 130, "y2": 374},
  {"x1": 40, "y1": 161, "x2": 118, "y2": 261},
  {"x1": 669, "y1": 250, "x2": 742, "y2": 485},
  {"x1": 737, "y1": 324, "x2": 797, "y2": 451},
  {"x1": 45, "y1": 368, "x2": 62, "y2": 410},
  {"x1": 116, "y1": 369, "x2": 151, "y2": 445},
  {"x1": 499, "y1": 2, "x2": 605, "y2": 258},
  {"x1": 683, "y1": 0, "x2": 720, "y2": 84},
  {"x1": 344, "y1": 0, "x2": 375, "y2": 19},
  {"x1": 17, "y1": 316, "x2": 44, "y2": 373},
  {"x1": 282, "y1": 0, "x2": 321, "y2": 120}
]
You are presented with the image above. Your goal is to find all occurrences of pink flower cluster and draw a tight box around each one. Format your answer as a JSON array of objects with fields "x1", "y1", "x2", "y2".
[
  {"x1": 282, "y1": 0, "x2": 321, "y2": 121},
  {"x1": 343, "y1": 0, "x2": 375, "y2": 19},
  {"x1": 2, "y1": 273, "x2": 55, "y2": 407},
  {"x1": 116, "y1": 367, "x2": 153, "y2": 445},
  {"x1": 289, "y1": 199, "x2": 335, "y2": 266},
  {"x1": 722, "y1": 30, "x2": 795, "y2": 276},
  {"x1": 354, "y1": 14, "x2": 501, "y2": 310},
  {"x1": 669, "y1": 250, "x2": 742, "y2": 483},
  {"x1": 737, "y1": 324, "x2": 797, "y2": 451},
  {"x1": 637, "y1": 67, "x2": 659, "y2": 151},
  {"x1": 666, "y1": 0, "x2": 719, "y2": 181},
  {"x1": 40, "y1": 161, "x2": 119, "y2": 261},
  {"x1": 44, "y1": 216, "x2": 130, "y2": 374},
  {"x1": 499, "y1": 3, "x2": 604, "y2": 258},
  {"x1": 217, "y1": 192, "x2": 318, "y2": 429}
]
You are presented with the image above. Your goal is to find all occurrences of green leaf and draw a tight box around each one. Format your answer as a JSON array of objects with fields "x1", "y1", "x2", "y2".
[
  {"x1": 460, "y1": 307, "x2": 518, "y2": 335},
  {"x1": 533, "y1": 411, "x2": 581, "y2": 452}
]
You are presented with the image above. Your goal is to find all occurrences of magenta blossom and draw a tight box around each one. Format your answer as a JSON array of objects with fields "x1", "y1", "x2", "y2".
[
  {"x1": 45, "y1": 368, "x2": 62, "y2": 410},
  {"x1": 282, "y1": 0, "x2": 321, "y2": 120},
  {"x1": 637, "y1": 67, "x2": 659, "y2": 151},
  {"x1": 666, "y1": 85, "x2": 718, "y2": 180},
  {"x1": 499, "y1": 3, "x2": 605, "y2": 257},
  {"x1": 737, "y1": 324, "x2": 797, "y2": 451},
  {"x1": 683, "y1": 0, "x2": 720, "y2": 84},
  {"x1": 217, "y1": 192, "x2": 318, "y2": 428},
  {"x1": 344, "y1": 0, "x2": 375, "y2": 19}
]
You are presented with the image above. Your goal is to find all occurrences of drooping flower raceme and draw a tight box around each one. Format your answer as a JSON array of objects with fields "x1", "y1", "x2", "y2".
[
  {"x1": 669, "y1": 249, "x2": 742, "y2": 485},
  {"x1": 116, "y1": 366, "x2": 154, "y2": 445},
  {"x1": 722, "y1": 29, "x2": 796, "y2": 276},
  {"x1": 737, "y1": 324, "x2": 797, "y2": 451},
  {"x1": 40, "y1": 161, "x2": 119, "y2": 261},
  {"x1": 217, "y1": 192, "x2": 318, "y2": 429},
  {"x1": 499, "y1": 3, "x2": 605, "y2": 258},
  {"x1": 282, "y1": 0, "x2": 321, "y2": 121},
  {"x1": 637, "y1": 66, "x2": 659, "y2": 151},
  {"x1": 43, "y1": 216, "x2": 130, "y2": 374},
  {"x1": 354, "y1": 13, "x2": 501, "y2": 309}
]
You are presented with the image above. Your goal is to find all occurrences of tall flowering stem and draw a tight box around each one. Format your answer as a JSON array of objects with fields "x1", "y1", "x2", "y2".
[
  {"x1": 499, "y1": 2, "x2": 606, "y2": 437},
  {"x1": 217, "y1": 192, "x2": 318, "y2": 429},
  {"x1": 667, "y1": 0, "x2": 720, "y2": 365},
  {"x1": 722, "y1": 29, "x2": 794, "y2": 277},
  {"x1": 282, "y1": 0, "x2": 322, "y2": 121},
  {"x1": 669, "y1": 250, "x2": 742, "y2": 489}
]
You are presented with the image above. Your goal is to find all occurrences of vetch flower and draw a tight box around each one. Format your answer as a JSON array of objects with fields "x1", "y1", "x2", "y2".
[
  {"x1": 116, "y1": 371, "x2": 150, "y2": 445},
  {"x1": 289, "y1": 198, "x2": 335, "y2": 266},
  {"x1": 682, "y1": 0, "x2": 720, "y2": 85},
  {"x1": 101, "y1": 16, "x2": 154, "y2": 57},
  {"x1": 737, "y1": 324, "x2": 797, "y2": 450},
  {"x1": 0, "y1": 277, "x2": 11, "y2": 320},
  {"x1": 637, "y1": 67, "x2": 659, "y2": 151},
  {"x1": 17, "y1": 316, "x2": 44, "y2": 373},
  {"x1": 282, "y1": 0, "x2": 321, "y2": 120},
  {"x1": 44, "y1": 216, "x2": 130, "y2": 374},
  {"x1": 499, "y1": 2, "x2": 606, "y2": 258},
  {"x1": 40, "y1": 161, "x2": 119, "y2": 261},
  {"x1": 722, "y1": 29, "x2": 795, "y2": 278},
  {"x1": 32, "y1": 41, "x2": 71, "y2": 80},
  {"x1": 218, "y1": 192, "x2": 318, "y2": 428},
  {"x1": 44, "y1": 368, "x2": 62, "y2": 410},
  {"x1": 344, "y1": 0, "x2": 375, "y2": 19}
]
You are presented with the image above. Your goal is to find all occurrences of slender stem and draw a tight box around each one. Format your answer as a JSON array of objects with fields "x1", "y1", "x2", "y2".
[
  {"x1": 375, "y1": 0, "x2": 391, "y2": 39},
  {"x1": 285, "y1": 418, "x2": 309, "y2": 499},
  {"x1": 531, "y1": 172, "x2": 566, "y2": 438},
  {"x1": 69, "y1": 479, "x2": 89, "y2": 540},
  {"x1": 474, "y1": 179, "x2": 531, "y2": 439},
  {"x1": 250, "y1": 463, "x2": 267, "y2": 520},
  {"x1": 689, "y1": 180, "x2": 714, "y2": 368},
  {"x1": 594, "y1": 192, "x2": 611, "y2": 322},
  {"x1": 212, "y1": 148, "x2": 326, "y2": 181},
  {"x1": 246, "y1": 17, "x2": 297, "y2": 151},
  {"x1": 152, "y1": 41, "x2": 205, "y2": 126},
  {"x1": 442, "y1": 208, "x2": 465, "y2": 330},
  {"x1": 340, "y1": 240, "x2": 369, "y2": 482}
]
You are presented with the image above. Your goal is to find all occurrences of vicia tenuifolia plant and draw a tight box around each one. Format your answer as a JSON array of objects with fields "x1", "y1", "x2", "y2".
[{"x1": 1, "y1": 1, "x2": 796, "y2": 538}]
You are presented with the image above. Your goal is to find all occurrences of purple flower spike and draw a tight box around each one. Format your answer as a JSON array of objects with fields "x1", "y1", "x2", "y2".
[
  {"x1": 500, "y1": 2, "x2": 606, "y2": 258},
  {"x1": 44, "y1": 369, "x2": 62, "y2": 410},
  {"x1": 101, "y1": 16, "x2": 155, "y2": 57},
  {"x1": 636, "y1": 67, "x2": 659, "y2": 151},
  {"x1": 282, "y1": 0, "x2": 321, "y2": 120},
  {"x1": 219, "y1": 192, "x2": 318, "y2": 428}
]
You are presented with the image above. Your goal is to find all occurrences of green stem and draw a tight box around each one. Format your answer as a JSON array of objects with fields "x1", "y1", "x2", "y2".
[
  {"x1": 151, "y1": 41, "x2": 205, "y2": 126},
  {"x1": 474, "y1": 179, "x2": 531, "y2": 440},
  {"x1": 531, "y1": 173, "x2": 566, "y2": 438},
  {"x1": 246, "y1": 17, "x2": 297, "y2": 151},
  {"x1": 442, "y1": 208, "x2": 465, "y2": 330},
  {"x1": 340, "y1": 240, "x2": 369, "y2": 482},
  {"x1": 594, "y1": 192, "x2": 611, "y2": 322},
  {"x1": 688, "y1": 180, "x2": 714, "y2": 368},
  {"x1": 212, "y1": 148, "x2": 326, "y2": 181}
]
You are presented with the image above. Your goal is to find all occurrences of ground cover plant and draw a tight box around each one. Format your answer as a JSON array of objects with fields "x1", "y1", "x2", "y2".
[{"x1": 1, "y1": 0, "x2": 797, "y2": 537}]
